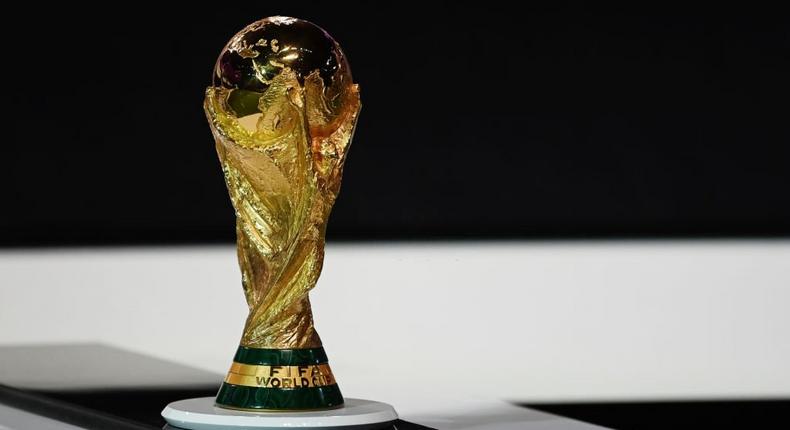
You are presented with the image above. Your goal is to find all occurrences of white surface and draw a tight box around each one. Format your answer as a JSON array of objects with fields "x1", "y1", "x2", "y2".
[
  {"x1": 409, "y1": 401, "x2": 607, "y2": 430},
  {"x1": 161, "y1": 397, "x2": 397, "y2": 430},
  {"x1": 1, "y1": 240, "x2": 789, "y2": 423}
]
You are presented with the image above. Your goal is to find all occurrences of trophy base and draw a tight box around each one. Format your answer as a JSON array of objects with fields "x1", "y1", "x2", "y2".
[{"x1": 162, "y1": 397, "x2": 398, "y2": 430}]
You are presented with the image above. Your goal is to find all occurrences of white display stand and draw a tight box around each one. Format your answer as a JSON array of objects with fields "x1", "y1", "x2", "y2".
[{"x1": 162, "y1": 397, "x2": 398, "y2": 430}]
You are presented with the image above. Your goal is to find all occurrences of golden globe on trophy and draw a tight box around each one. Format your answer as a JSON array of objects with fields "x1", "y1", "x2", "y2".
[{"x1": 162, "y1": 16, "x2": 398, "y2": 429}]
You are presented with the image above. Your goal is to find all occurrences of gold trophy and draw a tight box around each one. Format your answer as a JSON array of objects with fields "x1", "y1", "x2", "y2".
[{"x1": 162, "y1": 16, "x2": 398, "y2": 429}]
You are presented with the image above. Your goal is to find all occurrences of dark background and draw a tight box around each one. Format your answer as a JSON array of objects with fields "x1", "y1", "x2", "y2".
[{"x1": 3, "y1": 4, "x2": 789, "y2": 246}]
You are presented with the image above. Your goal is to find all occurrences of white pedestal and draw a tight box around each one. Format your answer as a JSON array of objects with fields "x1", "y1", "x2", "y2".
[{"x1": 162, "y1": 397, "x2": 398, "y2": 430}]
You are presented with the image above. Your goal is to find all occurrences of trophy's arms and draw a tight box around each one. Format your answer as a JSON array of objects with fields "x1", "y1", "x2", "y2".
[
  {"x1": 204, "y1": 70, "x2": 360, "y2": 348},
  {"x1": 305, "y1": 73, "x2": 362, "y2": 202},
  {"x1": 242, "y1": 82, "x2": 361, "y2": 347}
]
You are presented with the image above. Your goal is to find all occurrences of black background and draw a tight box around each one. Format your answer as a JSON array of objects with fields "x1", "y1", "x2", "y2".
[{"x1": 3, "y1": 4, "x2": 789, "y2": 246}]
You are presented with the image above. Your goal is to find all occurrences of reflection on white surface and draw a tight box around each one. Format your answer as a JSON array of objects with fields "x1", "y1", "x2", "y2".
[
  {"x1": 0, "y1": 344, "x2": 220, "y2": 391},
  {"x1": 0, "y1": 403, "x2": 85, "y2": 430},
  {"x1": 1, "y1": 240, "x2": 789, "y2": 420}
]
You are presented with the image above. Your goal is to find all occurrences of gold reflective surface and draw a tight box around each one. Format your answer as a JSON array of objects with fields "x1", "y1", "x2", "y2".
[
  {"x1": 205, "y1": 17, "x2": 361, "y2": 349},
  {"x1": 225, "y1": 362, "x2": 336, "y2": 388}
]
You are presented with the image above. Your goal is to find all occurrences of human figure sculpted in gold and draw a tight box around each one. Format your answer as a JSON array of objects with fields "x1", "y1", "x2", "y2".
[{"x1": 205, "y1": 17, "x2": 360, "y2": 350}]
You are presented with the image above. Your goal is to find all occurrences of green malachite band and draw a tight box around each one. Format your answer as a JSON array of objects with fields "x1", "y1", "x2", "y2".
[
  {"x1": 233, "y1": 346, "x2": 329, "y2": 365},
  {"x1": 217, "y1": 346, "x2": 342, "y2": 410},
  {"x1": 215, "y1": 382, "x2": 344, "y2": 410}
]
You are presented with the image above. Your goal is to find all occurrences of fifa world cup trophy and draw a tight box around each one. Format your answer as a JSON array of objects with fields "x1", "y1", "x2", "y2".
[
  {"x1": 162, "y1": 18, "x2": 397, "y2": 428},
  {"x1": 205, "y1": 17, "x2": 359, "y2": 411}
]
